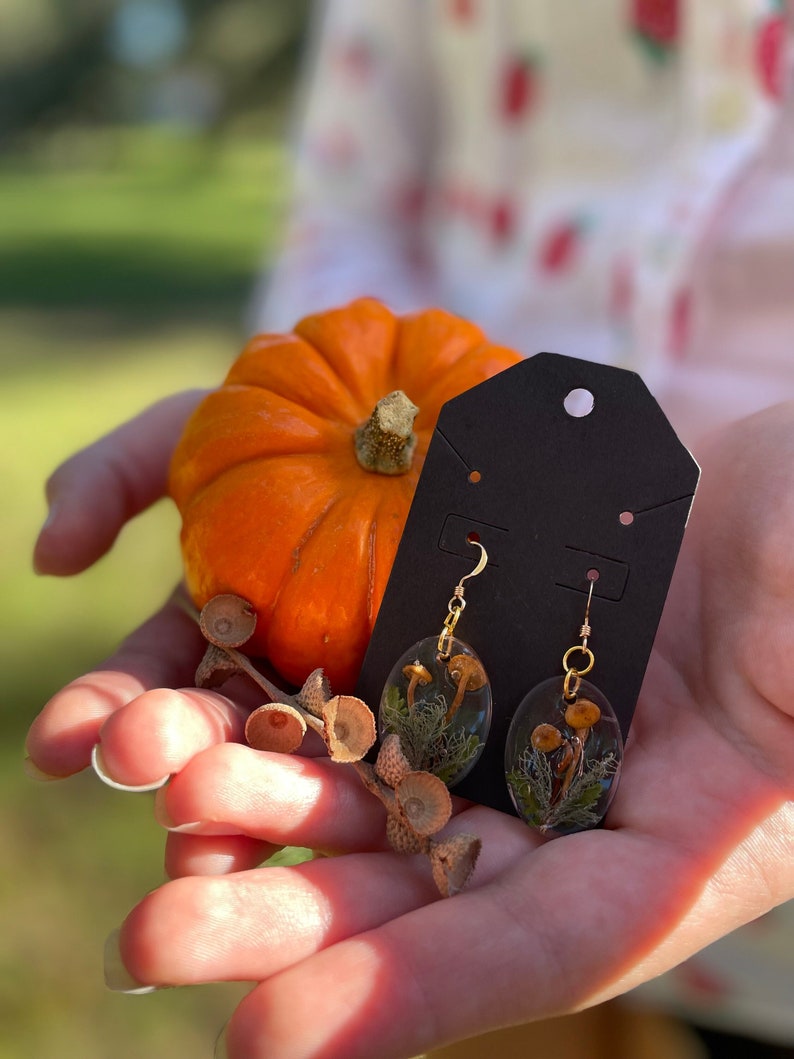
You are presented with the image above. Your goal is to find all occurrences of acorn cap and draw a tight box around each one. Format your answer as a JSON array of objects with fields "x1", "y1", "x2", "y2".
[
  {"x1": 375, "y1": 733, "x2": 412, "y2": 788},
  {"x1": 447, "y1": 654, "x2": 487, "y2": 691},
  {"x1": 295, "y1": 668, "x2": 332, "y2": 718},
  {"x1": 395, "y1": 771, "x2": 452, "y2": 836},
  {"x1": 245, "y1": 702, "x2": 306, "y2": 754},
  {"x1": 530, "y1": 723, "x2": 564, "y2": 753},
  {"x1": 386, "y1": 812, "x2": 425, "y2": 855},
  {"x1": 199, "y1": 594, "x2": 257, "y2": 648},
  {"x1": 321, "y1": 695, "x2": 377, "y2": 763},
  {"x1": 564, "y1": 698, "x2": 601, "y2": 730},
  {"x1": 429, "y1": 833, "x2": 481, "y2": 897}
]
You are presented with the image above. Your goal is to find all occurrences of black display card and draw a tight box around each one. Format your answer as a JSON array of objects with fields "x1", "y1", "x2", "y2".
[{"x1": 355, "y1": 353, "x2": 700, "y2": 814}]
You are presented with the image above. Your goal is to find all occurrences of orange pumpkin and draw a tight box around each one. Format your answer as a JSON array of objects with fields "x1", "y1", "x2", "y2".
[{"x1": 169, "y1": 298, "x2": 521, "y2": 692}]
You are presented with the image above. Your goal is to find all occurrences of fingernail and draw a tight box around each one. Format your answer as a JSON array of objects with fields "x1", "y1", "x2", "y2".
[
  {"x1": 32, "y1": 504, "x2": 60, "y2": 574},
  {"x1": 214, "y1": 1024, "x2": 229, "y2": 1059},
  {"x1": 23, "y1": 756, "x2": 62, "y2": 782},
  {"x1": 103, "y1": 929, "x2": 159, "y2": 995},
  {"x1": 153, "y1": 786, "x2": 241, "y2": 835},
  {"x1": 92, "y1": 745, "x2": 170, "y2": 793}
]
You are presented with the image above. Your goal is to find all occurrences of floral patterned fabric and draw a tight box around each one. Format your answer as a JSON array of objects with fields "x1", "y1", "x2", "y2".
[
  {"x1": 255, "y1": 0, "x2": 794, "y2": 1042},
  {"x1": 258, "y1": 1, "x2": 793, "y2": 397}
]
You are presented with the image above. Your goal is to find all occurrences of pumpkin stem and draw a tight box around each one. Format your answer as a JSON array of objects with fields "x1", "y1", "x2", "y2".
[{"x1": 354, "y1": 390, "x2": 419, "y2": 475}]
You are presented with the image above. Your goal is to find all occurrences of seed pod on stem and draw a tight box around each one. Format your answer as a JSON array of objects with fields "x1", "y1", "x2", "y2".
[{"x1": 245, "y1": 703, "x2": 307, "y2": 754}]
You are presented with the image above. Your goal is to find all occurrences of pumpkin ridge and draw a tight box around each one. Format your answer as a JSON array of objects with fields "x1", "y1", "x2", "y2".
[
  {"x1": 245, "y1": 379, "x2": 360, "y2": 428},
  {"x1": 366, "y1": 516, "x2": 377, "y2": 629},
  {"x1": 365, "y1": 478, "x2": 417, "y2": 628},
  {"x1": 266, "y1": 491, "x2": 341, "y2": 621},
  {"x1": 392, "y1": 310, "x2": 488, "y2": 397},
  {"x1": 176, "y1": 450, "x2": 349, "y2": 518},
  {"x1": 294, "y1": 300, "x2": 399, "y2": 413},
  {"x1": 226, "y1": 334, "x2": 364, "y2": 425},
  {"x1": 222, "y1": 382, "x2": 352, "y2": 427},
  {"x1": 235, "y1": 351, "x2": 364, "y2": 425},
  {"x1": 266, "y1": 485, "x2": 388, "y2": 690}
]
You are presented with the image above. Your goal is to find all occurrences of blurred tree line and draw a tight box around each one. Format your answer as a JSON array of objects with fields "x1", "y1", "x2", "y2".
[{"x1": 0, "y1": 0, "x2": 311, "y2": 146}]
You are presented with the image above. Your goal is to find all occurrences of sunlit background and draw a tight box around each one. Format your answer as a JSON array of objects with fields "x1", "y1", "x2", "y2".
[{"x1": 1, "y1": 2, "x2": 310, "y2": 1054}]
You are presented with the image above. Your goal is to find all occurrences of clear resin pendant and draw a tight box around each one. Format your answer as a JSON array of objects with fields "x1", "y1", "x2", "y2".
[
  {"x1": 504, "y1": 677, "x2": 622, "y2": 835},
  {"x1": 378, "y1": 636, "x2": 492, "y2": 787}
]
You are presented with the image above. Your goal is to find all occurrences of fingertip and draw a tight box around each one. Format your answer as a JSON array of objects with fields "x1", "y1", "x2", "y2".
[
  {"x1": 97, "y1": 687, "x2": 244, "y2": 789},
  {"x1": 103, "y1": 928, "x2": 160, "y2": 995},
  {"x1": 25, "y1": 702, "x2": 97, "y2": 779},
  {"x1": 32, "y1": 499, "x2": 115, "y2": 577},
  {"x1": 32, "y1": 504, "x2": 80, "y2": 577}
]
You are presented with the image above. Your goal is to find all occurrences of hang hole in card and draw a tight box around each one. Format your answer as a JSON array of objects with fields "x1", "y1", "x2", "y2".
[{"x1": 563, "y1": 387, "x2": 595, "y2": 417}]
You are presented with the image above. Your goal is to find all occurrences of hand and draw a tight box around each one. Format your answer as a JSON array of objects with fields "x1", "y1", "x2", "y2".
[
  {"x1": 99, "y1": 403, "x2": 794, "y2": 1058},
  {"x1": 26, "y1": 391, "x2": 218, "y2": 780}
]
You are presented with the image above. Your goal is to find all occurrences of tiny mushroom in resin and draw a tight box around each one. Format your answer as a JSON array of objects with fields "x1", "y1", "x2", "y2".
[
  {"x1": 531, "y1": 722, "x2": 573, "y2": 779},
  {"x1": 445, "y1": 654, "x2": 487, "y2": 722},
  {"x1": 530, "y1": 723, "x2": 564, "y2": 753},
  {"x1": 559, "y1": 698, "x2": 602, "y2": 797},
  {"x1": 402, "y1": 661, "x2": 432, "y2": 708},
  {"x1": 564, "y1": 698, "x2": 602, "y2": 732}
]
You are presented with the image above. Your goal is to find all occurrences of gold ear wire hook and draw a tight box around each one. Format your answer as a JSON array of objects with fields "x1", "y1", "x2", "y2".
[
  {"x1": 457, "y1": 539, "x2": 488, "y2": 589},
  {"x1": 561, "y1": 574, "x2": 597, "y2": 692},
  {"x1": 437, "y1": 539, "x2": 489, "y2": 657}
]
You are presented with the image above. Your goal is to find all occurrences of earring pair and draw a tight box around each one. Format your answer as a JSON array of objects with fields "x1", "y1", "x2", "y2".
[{"x1": 377, "y1": 543, "x2": 623, "y2": 835}]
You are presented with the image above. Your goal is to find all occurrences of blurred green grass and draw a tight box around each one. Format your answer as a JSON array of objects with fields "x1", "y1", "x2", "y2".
[{"x1": 0, "y1": 126, "x2": 289, "y2": 1058}]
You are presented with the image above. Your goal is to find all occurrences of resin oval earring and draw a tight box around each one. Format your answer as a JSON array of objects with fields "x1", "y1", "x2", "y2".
[
  {"x1": 505, "y1": 575, "x2": 623, "y2": 834},
  {"x1": 378, "y1": 540, "x2": 492, "y2": 788}
]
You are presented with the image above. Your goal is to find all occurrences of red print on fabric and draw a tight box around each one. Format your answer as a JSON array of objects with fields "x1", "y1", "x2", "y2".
[
  {"x1": 755, "y1": 10, "x2": 787, "y2": 100},
  {"x1": 538, "y1": 218, "x2": 585, "y2": 274},
  {"x1": 448, "y1": 0, "x2": 476, "y2": 22},
  {"x1": 631, "y1": 0, "x2": 680, "y2": 60},
  {"x1": 490, "y1": 197, "x2": 516, "y2": 242},
  {"x1": 500, "y1": 55, "x2": 540, "y2": 122}
]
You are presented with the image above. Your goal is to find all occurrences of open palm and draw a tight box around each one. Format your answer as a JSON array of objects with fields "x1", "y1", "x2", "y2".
[{"x1": 27, "y1": 398, "x2": 794, "y2": 1059}]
